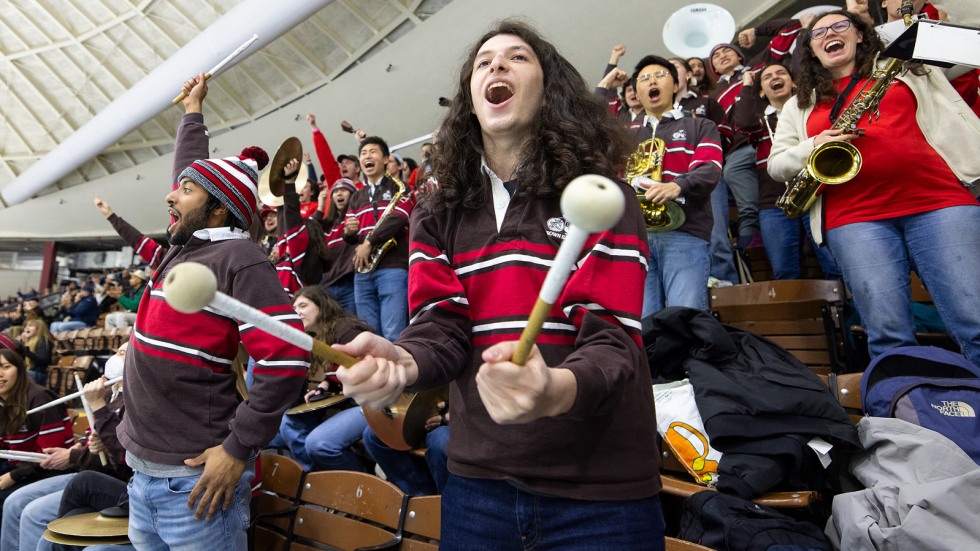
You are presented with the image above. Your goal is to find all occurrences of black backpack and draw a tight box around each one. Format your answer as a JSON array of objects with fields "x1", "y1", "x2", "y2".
[{"x1": 678, "y1": 491, "x2": 830, "y2": 551}]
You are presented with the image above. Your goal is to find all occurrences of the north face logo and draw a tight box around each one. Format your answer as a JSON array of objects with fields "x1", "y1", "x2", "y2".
[
  {"x1": 672, "y1": 129, "x2": 687, "y2": 141},
  {"x1": 931, "y1": 400, "x2": 976, "y2": 417},
  {"x1": 546, "y1": 217, "x2": 568, "y2": 240}
]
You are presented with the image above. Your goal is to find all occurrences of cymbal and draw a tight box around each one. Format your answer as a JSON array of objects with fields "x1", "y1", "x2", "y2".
[
  {"x1": 43, "y1": 529, "x2": 130, "y2": 546},
  {"x1": 268, "y1": 136, "x2": 304, "y2": 197},
  {"x1": 258, "y1": 167, "x2": 284, "y2": 208},
  {"x1": 286, "y1": 394, "x2": 351, "y2": 415},
  {"x1": 47, "y1": 512, "x2": 129, "y2": 538}
]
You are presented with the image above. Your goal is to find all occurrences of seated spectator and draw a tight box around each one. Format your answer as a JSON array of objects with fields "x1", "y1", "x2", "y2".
[
  {"x1": 0, "y1": 349, "x2": 75, "y2": 524},
  {"x1": 104, "y1": 270, "x2": 149, "y2": 329},
  {"x1": 279, "y1": 286, "x2": 373, "y2": 472},
  {"x1": 362, "y1": 405, "x2": 449, "y2": 496},
  {"x1": 16, "y1": 319, "x2": 54, "y2": 386},
  {"x1": 37, "y1": 470, "x2": 132, "y2": 551},
  {"x1": 49, "y1": 286, "x2": 98, "y2": 333}
]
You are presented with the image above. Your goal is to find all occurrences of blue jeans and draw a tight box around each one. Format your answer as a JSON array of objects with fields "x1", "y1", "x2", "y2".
[
  {"x1": 643, "y1": 231, "x2": 710, "y2": 317},
  {"x1": 127, "y1": 463, "x2": 254, "y2": 551},
  {"x1": 826, "y1": 205, "x2": 980, "y2": 366},
  {"x1": 278, "y1": 409, "x2": 323, "y2": 470},
  {"x1": 327, "y1": 274, "x2": 358, "y2": 316},
  {"x1": 759, "y1": 209, "x2": 841, "y2": 280},
  {"x1": 353, "y1": 268, "x2": 408, "y2": 341},
  {"x1": 441, "y1": 475, "x2": 666, "y2": 550},
  {"x1": 709, "y1": 178, "x2": 738, "y2": 283},
  {"x1": 1, "y1": 473, "x2": 75, "y2": 551},
  {"x1": 50, "y1": 321, "x2": 87, "y2": 332},
  {"x1": 27, "y1": 369, "x2": 46, "y2": 386},
  {"x1": 722, "y1": 144, "x2": 761, "y2": 239},
  {"x1": 305, "y1": 407, "x2": 369, "y2": 472},
  {"x1": 362, "y1": 425, "x2": 450, "y2": 496}
]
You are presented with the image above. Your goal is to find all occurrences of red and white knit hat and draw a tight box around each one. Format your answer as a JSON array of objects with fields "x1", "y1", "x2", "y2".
[
  {"x1": 178, "y1": 146, "x2": 269, "y2": 229},
  {"x1": 331, "y1": 178, "x2": 357, "y2": 194}
]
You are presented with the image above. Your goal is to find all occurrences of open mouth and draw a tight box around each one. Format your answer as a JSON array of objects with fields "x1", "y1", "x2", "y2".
[
  {"x1": 648, "y1": 88, "x2": 663, "y2": 102},
  {"x1": 363, "y1": 161, "x2": 376, "y2": 171},
  {"x1": 168, "y1": 208, "x2": 180, "y2": 232},
  {"x1": 486, "y1": 81, "x2": 514, "y2": 105},
  {"x1": 771, "y1": 81, "x2": 785, "y2": 91},
  {"x1": 825, "y1": 40, "x2": 844, "y2": 53}
]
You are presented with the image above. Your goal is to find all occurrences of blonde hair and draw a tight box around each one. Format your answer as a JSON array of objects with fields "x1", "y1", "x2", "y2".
[{"x1": 22, "y1": 319, "x2": 53, "y2": 370}]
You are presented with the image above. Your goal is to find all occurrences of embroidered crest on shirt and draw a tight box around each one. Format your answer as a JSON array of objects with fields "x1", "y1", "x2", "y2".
[
  {"x1": 694, "y1": 105, "x2": 707, "y2": 117},
  {"x1": 672, "y1": 129, "x2": 687, "y2": 141},
  {"x1": 382, "y1": 191, "x2": 392, "y2": 201},
  {"x1": 546, "y1": 217, "x2": 569, "y2": 240}
]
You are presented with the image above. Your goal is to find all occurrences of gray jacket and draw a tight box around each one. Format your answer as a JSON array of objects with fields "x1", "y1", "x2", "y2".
[{"x1": 826, "y1": 417, "x2": 980, "y2": 550}]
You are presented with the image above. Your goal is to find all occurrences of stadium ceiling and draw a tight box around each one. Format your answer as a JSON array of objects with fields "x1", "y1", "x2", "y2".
[{"x1": 0, "y1": 0, "x2": 451, "y2": 198}]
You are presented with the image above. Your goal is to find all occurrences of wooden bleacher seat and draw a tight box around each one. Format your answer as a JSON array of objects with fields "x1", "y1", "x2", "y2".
[
  {"x1": 741, "y1": 241, "x2": 829, "y2": 283},
  {"x1": 825, "y1": 372, "x2": 864, "y2": 424},
  {"x1": 401, "y1": 495, "x2": 440, "y2": 551},
  {"x1": 658, "y1": 446, "x2": 818, "y2": 509},
  {"x1": 710, "y1": 279, "x2": 848, "y2": 375},
  {"x1": 47, "y1": 356, "x2": 93, "y2": 399},
  {"x1": 250, "y1": 453, "x2": 306, "y2": 551},
  {"x1": 290, "y1": 470, "x2": 408, "y2": 551},
  {"x1": 666, "y1": 536, "x2": 714, "y2": 550}
]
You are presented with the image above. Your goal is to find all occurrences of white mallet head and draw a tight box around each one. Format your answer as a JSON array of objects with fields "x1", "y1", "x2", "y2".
[
  {"x1": 560, "y1": 174, "x2": 625, "y2": 233},
  {"x1": 163, "y1": 262, "x2": 218, "y2": 314}
]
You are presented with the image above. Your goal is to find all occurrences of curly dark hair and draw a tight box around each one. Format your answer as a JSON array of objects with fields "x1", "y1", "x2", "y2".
[
  {"x1": 428, "y1": 19, "x2": 634, "y2": 213},
  {"x1": 795, "y1": 10, "x2": 885, "y2": 109},
  {"x1": 687, "y1": 57, "x2": 716, "y2": 95}
]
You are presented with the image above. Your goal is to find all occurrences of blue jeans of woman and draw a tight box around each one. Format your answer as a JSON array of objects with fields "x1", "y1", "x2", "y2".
[
  {"x1": 826, "y1": 205, "x2": 980, "y2": 366},
  {"x1": 127, "y1": 461, "x2": 254, "y2": 551},
  {"x1": 0, "y1": 473, "x2": 75, "y2": 551},
  {"x1": 441, "y1": 474, "x2": 666, "y2": 550},
  {"x1": 305, "y1": 406, "x2": 370, "y2": 472},
  {"x1": 643, "y1": 231, "x2": 710, "y2": 317}
]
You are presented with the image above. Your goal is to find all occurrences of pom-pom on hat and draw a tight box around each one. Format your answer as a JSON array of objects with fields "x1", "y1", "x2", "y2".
[
  {"x1": 178, "y1": 146, "x2": 270, "y2": 229},
  {"x1": 331, "y1": 178, "x2": 357, "y2": 194}
]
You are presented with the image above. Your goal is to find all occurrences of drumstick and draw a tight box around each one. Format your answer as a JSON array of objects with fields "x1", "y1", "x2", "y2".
[
  {"x1": 26, "y1": 376, "x2": 124, "y2": 415},
  {"x1": 73, "y1": 374, "x2": 108, "y2": 467},
  {"x1": 0, "y1": 451, "x2": 47, "y2": 463},
  {"x1": 163, "y1": 263, "x2": 356, "y2": 368},
  {"x1": 512, "y1": 175, "x2": 626, "y2": 366},
  {"x1": 171, "y1": 34, "x2": 259, "y2": 105}
]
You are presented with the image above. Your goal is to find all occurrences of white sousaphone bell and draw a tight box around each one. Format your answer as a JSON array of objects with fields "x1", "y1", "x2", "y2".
[{"x1": 662, "y1": 3, "x2": 736, "y2": 59}]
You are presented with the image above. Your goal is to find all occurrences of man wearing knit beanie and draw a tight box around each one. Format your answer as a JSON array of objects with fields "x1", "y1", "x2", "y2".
[
  {"x1": 707, "y1": 43, "x2": 746, "y2": 85},
  {"x1": 117, "y1": 74, "x2": 307, "y2": 551}
]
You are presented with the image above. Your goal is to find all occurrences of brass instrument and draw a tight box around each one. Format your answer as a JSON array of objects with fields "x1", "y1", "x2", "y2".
[
  {"x1": 776, "y1": 58, "x2": 909, "y2": 218},
  {"x1": 625, "y1": 137, "x2": 686, "y2": 232},
  {"x1": 357, "y1": 174, "x2": 407, "y2": 274}
]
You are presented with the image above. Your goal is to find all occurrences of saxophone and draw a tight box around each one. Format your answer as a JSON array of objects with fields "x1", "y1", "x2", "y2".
[
  {"x1": 625, "y1": 137, "x2": 686, "y2": 232},
  {"x1": 357, "y1": 175, "x2": 407, "y2": 274},
  {"x1": 776, "y1": 57, "x2": 909, "y2": 218}
]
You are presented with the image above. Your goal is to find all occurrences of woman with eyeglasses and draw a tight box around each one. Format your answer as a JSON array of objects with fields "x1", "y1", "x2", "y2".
[{"x1": 768, "y1": 9, "x2": 980, "y2": 368}]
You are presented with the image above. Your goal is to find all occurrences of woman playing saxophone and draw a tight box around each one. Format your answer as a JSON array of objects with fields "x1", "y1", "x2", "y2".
[{"x1": 767, "y1": 9, "x2": 980, "y2": 367}]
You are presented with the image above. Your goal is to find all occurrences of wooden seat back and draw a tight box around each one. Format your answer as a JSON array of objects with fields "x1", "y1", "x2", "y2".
[
  {"x1": 711, "y1": 280, "x2": 847, "y2": 375},
  {"x1": 400, "y1": 495, "x2": 440, "y2": 550},
  {"x1": 291, "y1": 470, "x2": 407, "y2": 551},
  {"x1": 250, "y1": 454, "x2": 306, "y2": 551}
]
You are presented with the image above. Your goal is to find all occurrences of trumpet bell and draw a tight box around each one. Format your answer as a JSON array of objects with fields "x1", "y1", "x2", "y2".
[
  {"x1": 663, "y1": 3, "x2": 736, "y2": 59},
  {"x1": 638, "y1": 194, "x2": 687, "y2": 232}
]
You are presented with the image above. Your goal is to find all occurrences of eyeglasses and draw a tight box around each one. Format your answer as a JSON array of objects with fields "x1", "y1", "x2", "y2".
[
  {"x1": 637, "y1": 69, "x2": 671, "y2": 83},
  {"x1": 810, "y1": 20, "x2": 852, "y2": 41}
]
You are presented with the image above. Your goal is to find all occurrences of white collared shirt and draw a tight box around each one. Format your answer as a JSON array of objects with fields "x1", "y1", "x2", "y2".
[{"x1": 480, "y1": 157, "x2": 511, "y2": 232}]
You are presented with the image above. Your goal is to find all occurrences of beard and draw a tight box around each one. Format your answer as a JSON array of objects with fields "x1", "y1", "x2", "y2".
[{"x1": 168, "y1": 203, "x2": 210, "y2": 245}]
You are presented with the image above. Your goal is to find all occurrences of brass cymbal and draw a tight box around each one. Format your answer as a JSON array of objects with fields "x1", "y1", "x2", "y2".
[
  {"x1": 47, "y1": 512, "x2": 129, "y2": 538},
  {"x1": 258, "y1": 167, "x2": 284, "y2": 208},
  {"x1": 286, "y1": 394, "x2": 351, "y2": 415},
  {"x1": 43, "y1": 529, "x2": 130, "y2": 546},
  {"x1": 268, "y1": 136, "x2": 304, "y2": 197}
]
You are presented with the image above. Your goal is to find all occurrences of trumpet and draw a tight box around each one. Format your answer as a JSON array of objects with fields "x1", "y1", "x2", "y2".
[{"x1": 625, "y1": 138, "x2": 686, "y2": 232}]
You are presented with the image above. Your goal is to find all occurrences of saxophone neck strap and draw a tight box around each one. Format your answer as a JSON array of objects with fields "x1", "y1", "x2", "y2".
[{"x1": 829, "y1": 72, "x2": 864, "y2": 124}]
